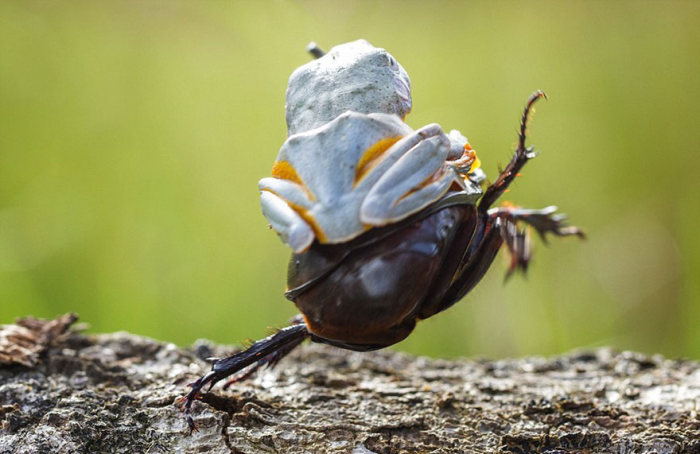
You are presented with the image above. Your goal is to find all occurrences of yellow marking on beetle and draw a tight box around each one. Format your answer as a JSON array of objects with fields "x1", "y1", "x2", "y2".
[{"x1": 354, "y1": 136, "x2": 402, "y2": 185}]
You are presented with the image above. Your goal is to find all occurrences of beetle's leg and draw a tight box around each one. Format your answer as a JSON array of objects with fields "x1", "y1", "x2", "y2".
[
  {"x1": 177, "y1": 320, "x2": 309, "y2": 433},
  {"x1": 429, "y1": 205, "x2": 584, "y2": 314},
  {"x1": 221, "y1": 335, "x2": 302, "y2": 389},
  {"x1": 423, "y1": 92, "x2": 584, "y2": 315},
  {"x1": 478, "y1": 90, "x2": 546, "y2": 213},
  {"x1": 488, "y1": 205, "x2": 584, "y2": 277},
  {"x1": 221, "y1": 315, "x2": 306, "y2": 389},
  {"x1": 488, "y1": 205, "x2": 585, "y2": 242}
]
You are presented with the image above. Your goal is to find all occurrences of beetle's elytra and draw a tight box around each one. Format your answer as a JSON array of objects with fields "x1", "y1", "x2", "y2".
[{"x1": 178, "y1": 40, "x2": 584, "y2": 431}]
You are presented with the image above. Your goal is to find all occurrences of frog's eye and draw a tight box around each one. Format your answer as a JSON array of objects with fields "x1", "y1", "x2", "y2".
[{"x1": 388, "y1": 55, "x2": 397, "y2": 69}]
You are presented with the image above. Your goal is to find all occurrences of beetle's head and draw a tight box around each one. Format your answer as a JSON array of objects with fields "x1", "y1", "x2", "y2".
[{"x1": 285, "y1": 40, "x2": 412, "y2": 136}]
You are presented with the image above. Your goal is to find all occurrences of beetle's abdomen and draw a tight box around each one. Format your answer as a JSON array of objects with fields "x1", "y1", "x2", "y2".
[{"x1": 292, "y1": 205, "x2": 474, "y2": 349}]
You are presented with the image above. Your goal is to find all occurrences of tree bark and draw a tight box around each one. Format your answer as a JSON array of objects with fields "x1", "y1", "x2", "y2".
[{"x1": 0, "y1": 315, "x2": 698, "y2": 454}]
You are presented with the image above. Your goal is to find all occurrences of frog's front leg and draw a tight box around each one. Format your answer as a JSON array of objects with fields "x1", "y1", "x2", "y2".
[
  {"x1": 360, "y1": 125, "x2": 457, "y2": 225},
  {"x1": 259, "y1": 190, "x2": 315, "y2": 253}
]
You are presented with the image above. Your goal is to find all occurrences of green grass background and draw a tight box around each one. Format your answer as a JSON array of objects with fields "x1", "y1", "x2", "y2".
[{"x1": 1, "y1": 1, "x2": 698, "y2": 359}]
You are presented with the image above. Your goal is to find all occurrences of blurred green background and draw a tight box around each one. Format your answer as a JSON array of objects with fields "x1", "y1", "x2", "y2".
[{"x1": 1, "y1": 1, "x2": 698, "y2": 359}]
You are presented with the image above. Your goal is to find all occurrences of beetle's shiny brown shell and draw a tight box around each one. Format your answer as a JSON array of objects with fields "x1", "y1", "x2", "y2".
[{"x1": 288, "y1": 197, "x2": 478, "y2": 350}]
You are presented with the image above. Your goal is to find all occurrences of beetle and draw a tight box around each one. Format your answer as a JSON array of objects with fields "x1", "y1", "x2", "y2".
[{"x1": 178, "y1": 40, "x2": 583, "y2": 431}]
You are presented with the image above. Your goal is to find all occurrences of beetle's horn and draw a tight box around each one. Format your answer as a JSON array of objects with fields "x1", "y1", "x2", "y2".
[{"x1": 307, "y1": 42, "x2": 326, "y2": 59}]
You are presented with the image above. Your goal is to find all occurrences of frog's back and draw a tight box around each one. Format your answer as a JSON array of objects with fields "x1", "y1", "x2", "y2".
[
  {"x1": 258, "y1": 40, "x2": 482, "y2": 253},
  {"x1": 285, "y1": 39, "x2": 412, "y2": 136}
]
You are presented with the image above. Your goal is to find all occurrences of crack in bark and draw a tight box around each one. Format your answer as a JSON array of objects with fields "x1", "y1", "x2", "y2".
[{"x1": 220, "y1": 412, "x2": 240, "y2": 454}]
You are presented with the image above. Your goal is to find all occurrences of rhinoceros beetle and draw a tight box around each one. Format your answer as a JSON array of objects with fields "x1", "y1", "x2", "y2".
[{"x1": 178, "y1": 40, "x2": 583, "y2": 431}]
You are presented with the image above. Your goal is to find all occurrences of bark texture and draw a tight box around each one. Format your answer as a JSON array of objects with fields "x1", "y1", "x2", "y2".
[{"x1": 0, "y1": 315, "x2": 698, "y2": 454}]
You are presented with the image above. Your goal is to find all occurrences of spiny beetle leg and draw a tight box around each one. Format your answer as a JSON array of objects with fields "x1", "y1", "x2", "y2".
[
  {"x1": 222, "y1": 315, "x2": 307, "y2": 389},
  {"x1": 488, "y1": 206, "x2": 585, "y2": 242},
  {"x1": 178, "y1": 321, "x2": 309, "y2": 433},
  {"x1": 495, "y1": 214, "x2": 532, "y2": 278},
  {"x1": 489, "y1": 205, "x2": 585, "y2": 278},
  {"x1": 478, "y1": 90, "x2": 546, "y2": 213}
]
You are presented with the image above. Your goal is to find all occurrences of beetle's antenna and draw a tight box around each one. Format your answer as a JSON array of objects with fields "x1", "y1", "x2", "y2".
[{"x1": 307, "y1": 42, "x2": 326, "y2": 59}]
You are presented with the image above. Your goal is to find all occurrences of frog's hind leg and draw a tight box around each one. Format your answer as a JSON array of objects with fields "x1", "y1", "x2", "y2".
[
  {"x1": 360, "y1": 126, "x2": 454, "y2": 225},
  {"x1": 177, "y1": 318, "x2": 309, "y2": 433}
]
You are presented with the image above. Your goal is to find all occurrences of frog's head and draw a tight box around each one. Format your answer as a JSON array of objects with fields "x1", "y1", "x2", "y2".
[{"x1": 285, "y1": 40, "x2": 412, "y2": 136}]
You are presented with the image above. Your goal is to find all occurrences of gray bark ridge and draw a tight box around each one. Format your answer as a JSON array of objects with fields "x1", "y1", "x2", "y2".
[{"x1": 0, "y1": 315, "x2": 698, "y2": 453}]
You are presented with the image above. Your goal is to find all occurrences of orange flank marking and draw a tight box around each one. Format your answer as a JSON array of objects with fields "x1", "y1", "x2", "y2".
[
  {"x1": 354, "y1": 136, "x2": 402, "y2": 184},
  {"x1": 469, "y1": 155, "x2": 481, "y2": 173},
  {"x1": 271, "y1": 160, "x2": 303, "y2": 184},
  {"x1": 261, "y1": 187, "x2": 325, "y2": 243},
  {"x1": 288, "y1": 201, "x2": 327, "y2": 243},
  {"x1": 397, "y1": 168, "x2": 446, "y2": 203},
  {"x1": 271, "y1": 160, "x2": 316, "y2": 201}
]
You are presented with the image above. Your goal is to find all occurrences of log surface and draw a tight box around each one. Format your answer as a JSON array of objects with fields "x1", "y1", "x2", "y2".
[{"x1": 0, "y1": 315, "x2": 698, "y2": 453}]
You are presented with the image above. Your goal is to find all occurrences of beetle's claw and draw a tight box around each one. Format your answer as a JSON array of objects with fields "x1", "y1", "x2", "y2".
[
  {"x1": 186, "y1": 414, "x2": 198, "y2": 433},
  {"x1": 554, "y1": 225, "x2": 586, "y2": 239},
  {"x1": 176, "y1": 370, "x2": 220, "y2": 435},
  {"x1": 531, "y1": 212, "x2": 583, "y2": 243},
  {"x1": 176, "y1": 391, "x2": 200, "y2": 434}
]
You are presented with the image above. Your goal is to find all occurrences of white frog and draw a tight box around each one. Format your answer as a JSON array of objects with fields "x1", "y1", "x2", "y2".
[{"x1": 259, "y1": 40, "x2": 484, "y2": 253}]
